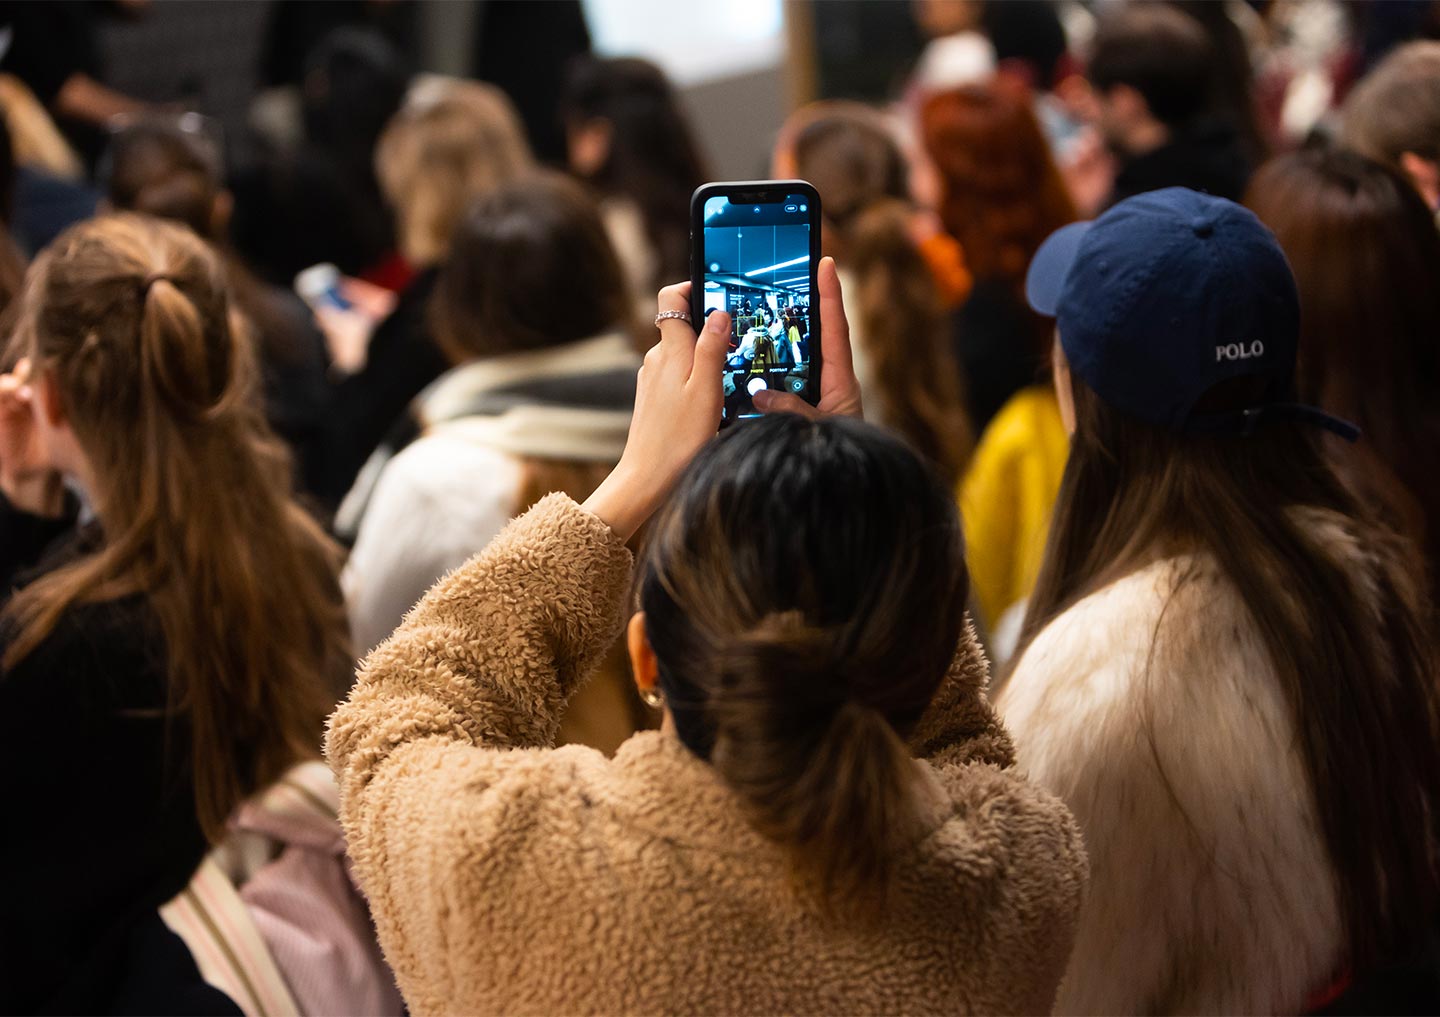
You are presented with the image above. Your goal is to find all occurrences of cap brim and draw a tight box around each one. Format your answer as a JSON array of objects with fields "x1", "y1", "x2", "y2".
[{"x1": 1025, "y1": 220, "x2": 1092, "y2": 317}]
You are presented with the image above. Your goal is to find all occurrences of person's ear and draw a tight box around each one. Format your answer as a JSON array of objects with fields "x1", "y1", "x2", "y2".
[
  {"x1": 627, "y1": 612, "x2": 659, "y2": 698},
  {"x1": 38, "y1": 371, "x2": 67, "y2": 428},
  {"x1": 1052, "y1": 332, "x2": 1076, "y2": 435},
  {"x1": 1399, "y1": 151, "x2": 1440, "y2": 209},
  {"x1": 568, "y1": 118, "x2": 614, "y2": 177},
  {"x1": 210, "y1": 188, "x2": 234, "y2": 239}
]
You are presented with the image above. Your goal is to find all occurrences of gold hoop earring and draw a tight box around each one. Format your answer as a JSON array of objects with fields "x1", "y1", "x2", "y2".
[{"x1": 640, "y1": 687, "x2": 665, "y2": 709}]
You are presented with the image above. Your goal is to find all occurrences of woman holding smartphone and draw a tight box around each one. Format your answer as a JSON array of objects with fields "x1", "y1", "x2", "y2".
[{"x1": 327, "y1": 258, "x2": 1087, "y2": 1015}]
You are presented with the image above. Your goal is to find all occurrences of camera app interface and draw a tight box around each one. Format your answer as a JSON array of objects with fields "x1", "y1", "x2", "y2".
[{"x1": 701, "y1": 194, "x2": 813, "y2": 422}]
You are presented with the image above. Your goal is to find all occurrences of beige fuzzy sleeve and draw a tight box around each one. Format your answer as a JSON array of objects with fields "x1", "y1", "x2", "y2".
[
  {"x1": 326, "y1": 491, "x2": 634, "y2": 800},
  {"x1": 323, "y1": 493, "x2": 633, "y2": 1007},
  {"x1": 907, "y1": 619, "x2": 1016, "y2": 769}
]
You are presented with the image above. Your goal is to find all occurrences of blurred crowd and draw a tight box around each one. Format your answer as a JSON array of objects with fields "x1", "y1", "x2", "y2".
[{"x1": 1, "y1": 0, "x2": 1439, "y2": 1014}]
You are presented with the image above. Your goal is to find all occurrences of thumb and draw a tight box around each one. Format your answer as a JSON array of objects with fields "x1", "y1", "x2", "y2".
[
  {"x1": 752, "y1": 389, "x2": 821, "y2": 418},
  {"x1": 690, "y1": 310, "x2": 730, "y2": 382}
]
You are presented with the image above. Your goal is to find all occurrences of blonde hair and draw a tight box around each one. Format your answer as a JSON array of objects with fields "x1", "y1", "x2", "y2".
[
  {"x1": 1342, "y1": 41, "x2": 1440, "y2": 169},
  {"x1": 7, "y1": 214, "x2": 350, "y2": 842},
  {"x1": 375, "y1": 80, "x2": 534, "y2": 266}
]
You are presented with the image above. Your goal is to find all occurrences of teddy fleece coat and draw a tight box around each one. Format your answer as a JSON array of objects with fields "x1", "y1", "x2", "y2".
[{"x1": 326, "y1": 494, "x2": 1088, "y2": 1015}]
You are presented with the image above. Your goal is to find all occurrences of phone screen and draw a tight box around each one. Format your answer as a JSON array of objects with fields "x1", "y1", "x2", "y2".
[{"x1": 699, "y1": 191, "x2": 816, "y2": 423}]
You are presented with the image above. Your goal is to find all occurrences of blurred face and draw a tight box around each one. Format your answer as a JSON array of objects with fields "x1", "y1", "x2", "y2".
[
  {"x1": 912, "y1": 0, "x2": 983, "y2": 39},
  {"x1": 1092, "y1": 83, "x2": 1159, "y2": 155},
  {"x1": 567, "y1": 119, "x2": 612, "y2": 178},
  {"x1": 1092, "y1": 87, "x2": 1127, "y2": 151}
]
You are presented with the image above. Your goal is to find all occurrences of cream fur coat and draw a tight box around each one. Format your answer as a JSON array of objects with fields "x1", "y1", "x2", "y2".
[
  {"x1": 327, "y1": 494, "x2": 1088, "y2": 1015},
  {"x1": 1000, "y1": 542, "x2": 1350, "y2": 1014}
]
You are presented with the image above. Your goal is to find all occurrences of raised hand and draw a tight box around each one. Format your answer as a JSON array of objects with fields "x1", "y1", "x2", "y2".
[
  {"x1": 0, "y1": 359, "x2": 63, "y2": 516},
  {"x1": 582, "y1": 284, "x2": 731, "y2": 540},
  {"x1": 751, "y1": 256, "x2": 863, "y2": 420}
]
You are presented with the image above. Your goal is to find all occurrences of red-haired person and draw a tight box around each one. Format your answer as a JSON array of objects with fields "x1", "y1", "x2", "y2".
[{"x1": 921, "y1": 82, "x2": 1077, "y2": 648}]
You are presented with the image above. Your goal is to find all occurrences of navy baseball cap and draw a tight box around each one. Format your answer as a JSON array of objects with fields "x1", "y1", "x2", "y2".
[{"x1": 1026, "y1": 187, "x2": 1357, "y2": 440}]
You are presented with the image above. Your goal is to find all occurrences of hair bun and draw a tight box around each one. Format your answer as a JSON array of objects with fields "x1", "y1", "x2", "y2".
[{"x1": 717, "y1": 611, "x2": 852, "y2": 717}]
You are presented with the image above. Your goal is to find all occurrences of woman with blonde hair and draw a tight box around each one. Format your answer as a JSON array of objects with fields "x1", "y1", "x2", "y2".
[
  {"x1": 0, "y1": 214, "x2": 352, "y2": 1011},
  {"x1": 323, "y1": 79, "x2": 535, "y2": 509}
]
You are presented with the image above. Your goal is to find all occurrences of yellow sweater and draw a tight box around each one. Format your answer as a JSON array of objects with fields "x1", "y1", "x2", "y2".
[{"x1": 960, "y1": 386, "x2": 1070, "y2": 629}]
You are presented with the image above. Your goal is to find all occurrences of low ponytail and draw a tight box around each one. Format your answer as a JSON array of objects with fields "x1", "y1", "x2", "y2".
[
  {"x1": 638, "y1": 415, "x2": 969, "y2": 919},
  {"x1": 710, "y1": 613, "x2": 917, "y2": 914}
]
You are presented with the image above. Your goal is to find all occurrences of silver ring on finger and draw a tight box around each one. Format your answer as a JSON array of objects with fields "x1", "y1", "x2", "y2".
[{"x1": 654, "y1": 309, "x2": 692, "y2": 329}]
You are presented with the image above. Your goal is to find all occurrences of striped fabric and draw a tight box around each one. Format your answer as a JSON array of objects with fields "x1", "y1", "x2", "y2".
[
  {"x1": 159, "y1": 856, "x2": 300, "y2": 1016},
  {"x1": 159, "y1": 762, "x2": 402, "y2": 1016}
]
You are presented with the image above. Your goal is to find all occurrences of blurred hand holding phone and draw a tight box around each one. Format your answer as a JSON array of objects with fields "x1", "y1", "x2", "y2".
[{"x1": 294, "y1": 264, "x2": 398, "y2": 375}]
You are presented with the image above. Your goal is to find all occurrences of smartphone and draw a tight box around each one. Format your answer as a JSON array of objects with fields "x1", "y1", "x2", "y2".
[
  {"x1": 294, "y1": 263, "x2": 354, "y2": 314},
  {"x1": 690, "y1": 180, "x2": 821, "y2": 426}
]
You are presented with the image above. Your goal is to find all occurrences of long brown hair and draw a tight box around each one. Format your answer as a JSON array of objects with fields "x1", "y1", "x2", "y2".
[
  {"x1": 6, "y1": 214, "x2": 350, "y2": 841},
  {"x1": 1246, "y1": 147, "x2": 1440, "y2": 606},
  {"x1": 639, "y1": 415, "x2": 969, "y2": 916},
  {"x1": 1018, "y1": 370, "x2": 1440, "y2": 970},
  {"x1": 789, "y1": 105, "x2": 972, "y2": 486}
]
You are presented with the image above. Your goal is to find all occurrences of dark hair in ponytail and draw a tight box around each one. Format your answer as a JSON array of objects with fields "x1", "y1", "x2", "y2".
[{"x1": 638, "y1": 414, "x2": 969, "y2": 915}]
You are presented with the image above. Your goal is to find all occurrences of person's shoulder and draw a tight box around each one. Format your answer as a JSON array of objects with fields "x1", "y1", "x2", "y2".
[
  {"x1": 3, "y1": 592, "x2": 164, "y2": 712},
  {"x1": 908, "y1": 760, "x2": 1087, "y2": 1008},
  {"x1": 1002, "y1": 551, "x2": 1282, "y2": 786},
  {"x1": 372, "y1": 433, "x2": 524, "y2": 514},
  {"x1": 966, "y1": 386, "x2": 1067, "y2": 473},
  {"x1": 393, "y1": 737, "x2": 628, "y2": 875},
  {"x1": 1005, "y1": 554, "x2": 1241, "y2": 714},
  {"x1": 988, "y1": 386, "x2": 1064, "y2": 441},
  {"x1": 922, "y1": 754, "x2": 1084, "y2": 868}
]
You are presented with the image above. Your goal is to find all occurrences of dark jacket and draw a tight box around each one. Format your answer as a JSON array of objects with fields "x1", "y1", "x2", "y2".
[
  {"x1": 244, "y1": 278, "x2": 336, "y2": 503},
  {"x1": 951, "y1": 277, "x2": 1049, "y2": 436},
  {"x1": 0, "y1": 496, "x2": 227, "y2": 1014},
  {"x1": 319, "y1": 267, "x2": 449, "y2": 508},
  {"x1": 1106, "y1": 118, "x2": 1253, "y2": 209}
]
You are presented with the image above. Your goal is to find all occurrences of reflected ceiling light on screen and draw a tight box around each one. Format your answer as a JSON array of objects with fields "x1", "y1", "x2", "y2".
[
  {"x1": 774, "y1": 275, "x2": 807, "y2": 285},
  {"x1": 744, "y1": 255, "x2": 808, "y2": 277}
]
